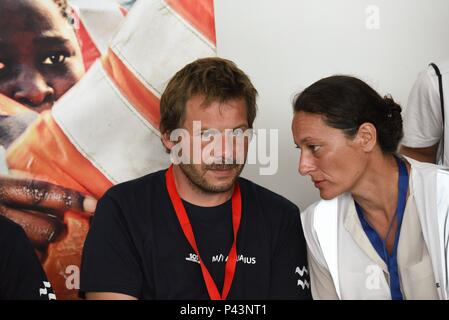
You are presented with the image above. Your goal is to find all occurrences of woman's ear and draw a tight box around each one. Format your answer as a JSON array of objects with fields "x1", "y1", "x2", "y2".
[{"x1": 356, "y1": 122, "x2": 377, "y2": 152}]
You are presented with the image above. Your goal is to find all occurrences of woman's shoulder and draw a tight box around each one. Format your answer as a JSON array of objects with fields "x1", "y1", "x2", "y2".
[
  {"x1": 405, "y1": 156, "x2": 449, "y2": 186},
  {"x1": 405, "y1": 156, "x2": 448, "y2": 171}
]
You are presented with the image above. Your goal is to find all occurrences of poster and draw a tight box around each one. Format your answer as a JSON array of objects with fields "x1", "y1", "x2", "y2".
[{"x1": 0, "y1": 0, "x2": 215, "y2": 299}]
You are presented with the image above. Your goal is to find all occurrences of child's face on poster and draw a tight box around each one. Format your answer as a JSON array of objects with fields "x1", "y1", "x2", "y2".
[{"x1": 0, "y1": 0, "x2": 85, "y2": 113}]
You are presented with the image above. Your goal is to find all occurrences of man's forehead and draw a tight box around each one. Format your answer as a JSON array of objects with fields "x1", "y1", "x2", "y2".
[
  {"x1": 184, "y1": 97, "x2": 247, "y2": 124},
  {"x1": 187, "y1": 95, "x2": 246, "y2": 113}
]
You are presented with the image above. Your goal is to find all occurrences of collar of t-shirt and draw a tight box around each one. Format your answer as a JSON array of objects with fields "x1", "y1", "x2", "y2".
[{"x1": 182, "y1": 199, "x2": 232, "y2": 222}]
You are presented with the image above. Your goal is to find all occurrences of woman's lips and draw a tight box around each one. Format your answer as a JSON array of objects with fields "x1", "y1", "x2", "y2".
[{"x1": 313, "y1": 180, "x2": 325, "y2": 188}]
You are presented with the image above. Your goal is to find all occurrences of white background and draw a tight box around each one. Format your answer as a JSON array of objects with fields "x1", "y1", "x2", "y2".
[{"x1": 215, "y1": 0, "x2": 449, "y2": 210}]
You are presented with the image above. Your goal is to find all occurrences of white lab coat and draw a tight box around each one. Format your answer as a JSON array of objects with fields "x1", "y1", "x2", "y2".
[{"x1": 301, "y1": 157, "x2": 449, "y2": 299}]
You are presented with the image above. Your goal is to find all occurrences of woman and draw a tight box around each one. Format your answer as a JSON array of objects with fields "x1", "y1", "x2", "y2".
[{"x1": 291, "y1": 75, "x2": 449, "y2": 300}]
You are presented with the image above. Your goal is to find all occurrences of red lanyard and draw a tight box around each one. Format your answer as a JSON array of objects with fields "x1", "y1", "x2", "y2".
[{"x1": 165, "y1": 165, "x2": 242, "y2": 300}]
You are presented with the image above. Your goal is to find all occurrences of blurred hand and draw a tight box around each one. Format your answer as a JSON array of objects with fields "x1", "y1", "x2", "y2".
[{"x1": 0, "y1": 174, "x2": 97, "y2": 251}]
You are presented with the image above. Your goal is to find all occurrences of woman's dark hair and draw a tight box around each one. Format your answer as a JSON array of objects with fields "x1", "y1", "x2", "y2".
[{"x1": 293, "y1": 75, "x2": 403, "y2": 154}]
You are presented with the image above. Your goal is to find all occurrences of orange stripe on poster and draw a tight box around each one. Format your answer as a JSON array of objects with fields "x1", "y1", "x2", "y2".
[
  {"x1": 6, "y1": 111, "x2": 112, "y2": 199},
  {"x1": 165, "y1": 0, "x2": 216, "y2": 45},
  {"x1": 102, "y1": 49, "x2": 161, "y2": 130}
]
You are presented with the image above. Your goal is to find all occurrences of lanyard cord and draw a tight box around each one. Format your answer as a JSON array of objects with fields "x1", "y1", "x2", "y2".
[{"x1": 165, "y1": 165, "x2": 242, "y2": 300}]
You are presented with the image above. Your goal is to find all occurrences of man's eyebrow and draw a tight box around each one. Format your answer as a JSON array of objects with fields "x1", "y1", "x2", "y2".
[
  {"x1": 200, "y1": 124, "x2": 249, "y2": 131},
  {"x1": 231, "y1": 124, "x2": 249, "y2": 130}
]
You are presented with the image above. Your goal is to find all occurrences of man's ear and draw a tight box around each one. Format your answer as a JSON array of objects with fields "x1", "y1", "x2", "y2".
[
  {"x1": 355, "y1": 122, "x2": 377, "y2": 152},
  {"x1": 161, "y1": 131, "x2": 175, "y2": 153}
]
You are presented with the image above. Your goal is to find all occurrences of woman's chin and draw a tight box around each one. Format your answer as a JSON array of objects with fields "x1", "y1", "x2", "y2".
[{"x1": 319, "y1": 189, "x2": 339, "y2": 200}]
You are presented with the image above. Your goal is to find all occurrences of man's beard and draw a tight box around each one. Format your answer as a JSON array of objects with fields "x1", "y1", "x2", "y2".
[{"x1": 179, "y1": 163, "x2": 244, "y2": 194}]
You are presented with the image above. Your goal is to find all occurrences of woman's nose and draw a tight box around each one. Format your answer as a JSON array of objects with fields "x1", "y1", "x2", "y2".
[{"x1": 298, "y1": 152, "x2": 315, "y2": 176}]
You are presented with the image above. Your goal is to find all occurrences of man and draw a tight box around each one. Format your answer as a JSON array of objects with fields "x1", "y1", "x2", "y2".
[
  {"x1": 401, "y1": 59, "x2": 449, "y2": 166},
  {"x1": 80, "y1": 57, "x2": 312, "y2": 300},
  {"x1": 0, "y1": 215, "x2": 56, "y2": 300}
]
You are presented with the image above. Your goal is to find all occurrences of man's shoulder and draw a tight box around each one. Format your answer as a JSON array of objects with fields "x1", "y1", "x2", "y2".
[
  {"x1": 89, "y1": 169, "x2": 169, "y2": 241},
  {"x1": 238, "y1": 177, "x2": 299, "y2": 215}
]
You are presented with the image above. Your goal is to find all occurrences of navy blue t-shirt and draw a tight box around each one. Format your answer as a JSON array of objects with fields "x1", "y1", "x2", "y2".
[{"x1": 80, "y1": 169, "x2": 311, "y2": 300}]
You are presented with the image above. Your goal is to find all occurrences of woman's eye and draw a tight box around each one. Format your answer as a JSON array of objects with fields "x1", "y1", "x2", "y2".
[
  {"x1": 42, "y1": 54, "x2": 67, "y2": 65},
  {"x1": 309, "y1": 145, "x2": 321, "y2": 152}
]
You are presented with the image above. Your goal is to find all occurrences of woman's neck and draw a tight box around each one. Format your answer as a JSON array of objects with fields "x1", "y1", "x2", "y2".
[{"x1": 351, "y1": 154, "x2": 400, "y2": 225}]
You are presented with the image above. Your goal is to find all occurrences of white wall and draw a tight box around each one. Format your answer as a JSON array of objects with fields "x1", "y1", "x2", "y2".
[{"x1": 215, "y1": 0, "x2": 449, "y2": 210}]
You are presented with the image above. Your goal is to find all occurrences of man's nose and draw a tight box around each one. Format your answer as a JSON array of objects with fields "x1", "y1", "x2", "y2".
[{"x1": 209, "y1": 132, "x2": 235, "y2": 164}]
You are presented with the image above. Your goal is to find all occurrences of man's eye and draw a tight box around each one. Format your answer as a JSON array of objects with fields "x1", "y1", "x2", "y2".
[
  {"x1": 201, "y1": 130, "x2": 219, "y2": 139},
  {"x1": 202, "y1": 131, "x2": 211, "y2": 139},
  {"x1": 42, "y1": 54, "x2": 67, "y2": 65},
  {"x1": 229, "y1": 128, "x2": 244, "y2": 137}
]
